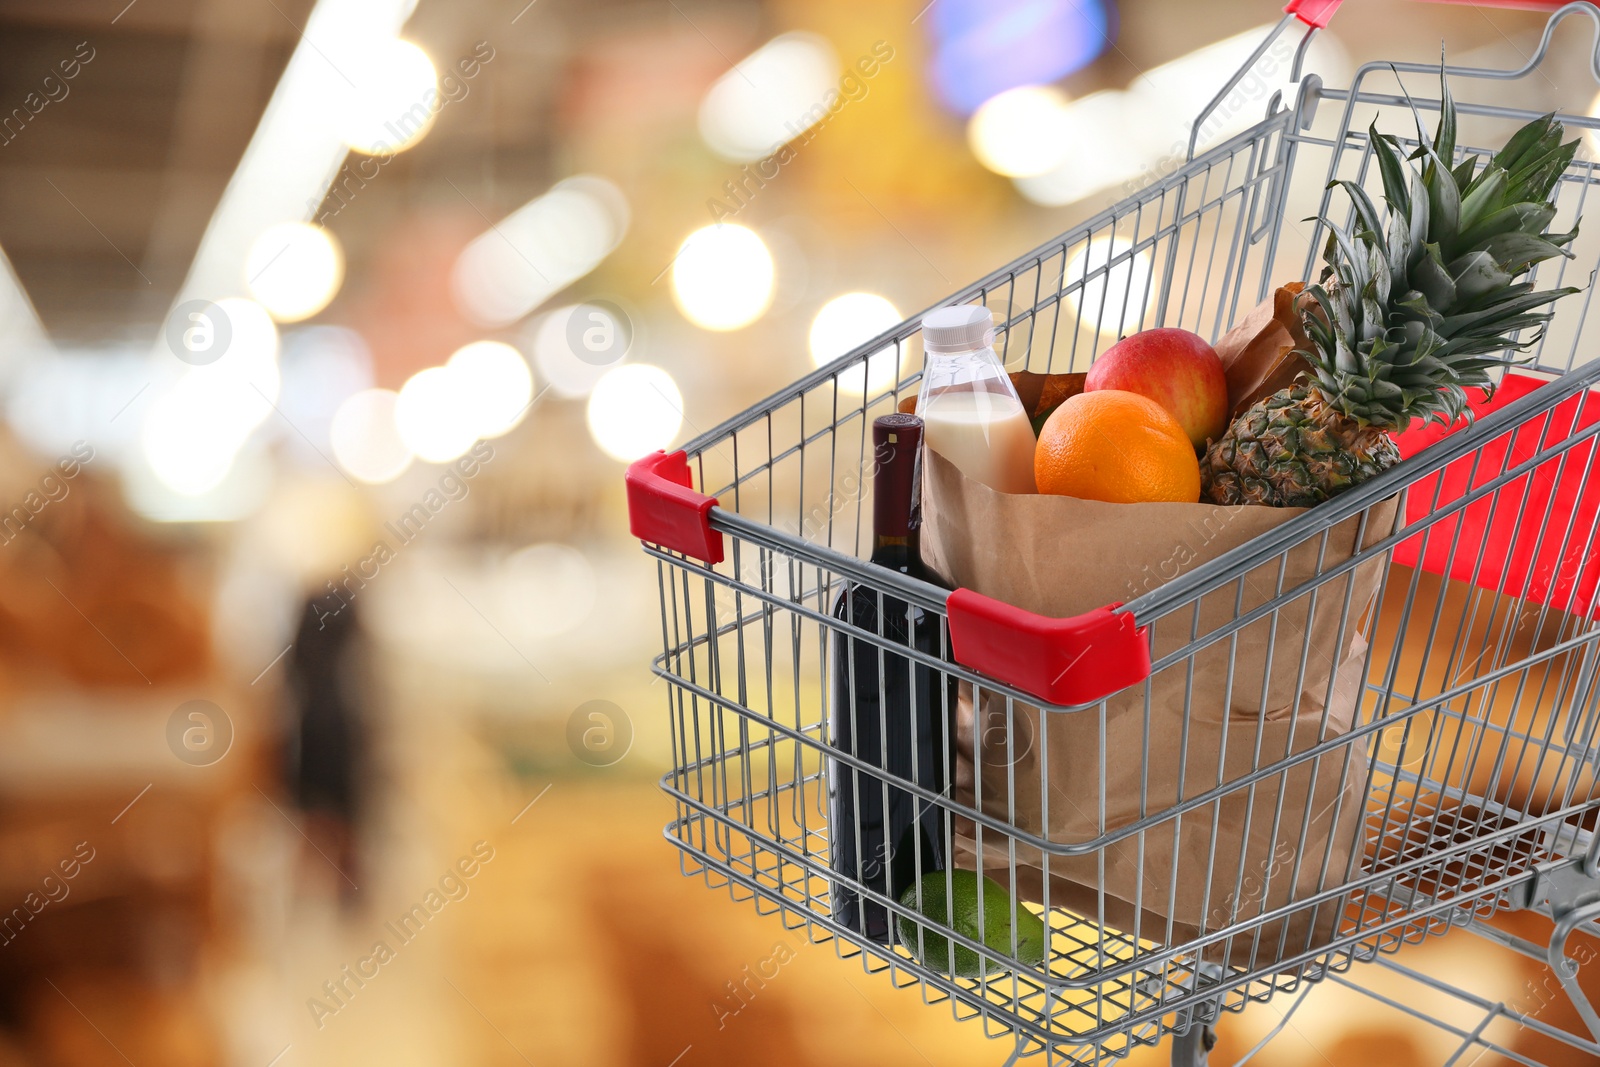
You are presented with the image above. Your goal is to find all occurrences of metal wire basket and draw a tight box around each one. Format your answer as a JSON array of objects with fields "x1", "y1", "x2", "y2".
[{"x1": 626, "y1": 3, "x2": 1600, "y2": 1063}]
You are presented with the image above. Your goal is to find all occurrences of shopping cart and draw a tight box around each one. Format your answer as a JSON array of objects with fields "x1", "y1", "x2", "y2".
[{"x1": 627, "y1": 2, "x2": 1600, "y2": 1063}]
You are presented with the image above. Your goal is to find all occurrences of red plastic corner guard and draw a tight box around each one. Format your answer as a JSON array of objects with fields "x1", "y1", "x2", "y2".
[
  {"x1": 625, "y1": 450, "x2": 724, "y2": 565},
  {"x1": 1284, "y1": 0, "x2": 1341, "y2": 28},
  {"x1": 946, "y1": 590, "x2": 1152, "y2": 707}
]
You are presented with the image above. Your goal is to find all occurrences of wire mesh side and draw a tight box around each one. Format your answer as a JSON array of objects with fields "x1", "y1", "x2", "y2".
[
  {"x1": 648, "y1": 469, "x2": 1600, "y2": 1050},
  {"x1": 674, "y1": 112, "x2": 1296, "y2": 569}
]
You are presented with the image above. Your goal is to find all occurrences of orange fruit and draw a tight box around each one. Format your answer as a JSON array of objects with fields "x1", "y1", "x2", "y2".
[{"x1": 1035, "y1": 390, "x2": 1201, "y2": 503}]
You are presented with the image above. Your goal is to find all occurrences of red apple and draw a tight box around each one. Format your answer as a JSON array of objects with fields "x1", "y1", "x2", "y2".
[{"x1": 1085, "y1": 328, "x2": 1228, "y2": 451}]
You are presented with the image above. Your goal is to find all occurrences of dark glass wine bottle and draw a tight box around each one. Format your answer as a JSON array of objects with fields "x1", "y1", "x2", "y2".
[{"x1": 829, "y1": 413, "x2": 954, "y2": 944}]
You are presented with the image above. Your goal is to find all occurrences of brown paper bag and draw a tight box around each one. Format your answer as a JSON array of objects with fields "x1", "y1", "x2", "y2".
[
  {"x1": 1216, "y1": 282, "x2": 1313, "y2": 417},
  {"x1": 920, "y1": 450, "x2": 1397, "y2": 969}
]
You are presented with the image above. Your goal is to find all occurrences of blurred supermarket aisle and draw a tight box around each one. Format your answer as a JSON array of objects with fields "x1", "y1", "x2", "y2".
[
  {"x1": 215, "y1": 588, "x2": 1011, "y2": 1067},
  {"x1": 210, "y1": 587, "x2": 1598, "y2": 1067}
]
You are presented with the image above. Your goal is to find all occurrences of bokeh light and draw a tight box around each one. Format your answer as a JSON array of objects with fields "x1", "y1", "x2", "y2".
[
  {"x1": 968, "y1": 86, "x2": 1074, "y2": 178},
  {"x1": 447, "y1": 340, "x2": 534, "y2": 438},
  {"x1": 698, "y1": 33, "x2": 841, "y2": 162},
  {"x1": 142, "y1": 377, "x2": 251, "y2": 496},
  {"x1": 209, "y1": 297, "x2": 282, "y2": 431},
  {"x1": 1064, "y1": 237, "x2": 1153, "y2": 336},
  {"x1": 808, "y1": 293, "x2": 903, "y2": 396},
  {"x1": 329, "y1": 387, "x2": 412, "y2": 484},
  {"x1": 245, "y1": 222, "x2": 344, "y2": 322},
  {"x1": 451, "y1": 176, "x2": 630, "y2": 327},
  {"x1": 670, "y1": 224, "x2": 775, "y2": 332},
  {"x1": 126, "y1": 435, "x2": 272, "y2": 522},
  {"x1": 141, "y1": 297, "x2": 284, "y2": 496},
  {"x1": 340, "y1": 38, "x2": 439, "y2": 154},
  {"x1": 1015, "y1": 26, "x2": 1351, "y2": 207},
  {"x1": 395, "y1": 365, "x2": 478, "y2": 463},
  {"x1": 1012, "y1": 90, "x2": 1150, "y2": 206},
  {"x1": 585, "y1": 364, "x2": 683, "y2": 462},
  {"x1": 929, "y1": 0, "x2": 1111, "y2": 114},
  {"x1": 530, "y1": 304, "x2": 628, "y2": 399}
]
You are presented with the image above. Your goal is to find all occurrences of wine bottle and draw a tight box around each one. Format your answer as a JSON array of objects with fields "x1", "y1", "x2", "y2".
[{"x1": 829, "y1": 413, "x2": 954, "y2": 943}]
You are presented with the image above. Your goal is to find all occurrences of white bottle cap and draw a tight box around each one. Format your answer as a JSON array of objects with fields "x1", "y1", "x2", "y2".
[{"x1": 921, "y1": 304, "x2": 995, "y2": 354}]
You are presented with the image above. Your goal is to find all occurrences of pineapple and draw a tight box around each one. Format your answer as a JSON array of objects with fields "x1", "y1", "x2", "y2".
[{"x1": 1202, "y1": 70, "x2": 1581, "y2": 507}]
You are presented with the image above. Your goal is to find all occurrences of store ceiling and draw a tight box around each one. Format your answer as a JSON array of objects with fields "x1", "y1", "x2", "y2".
[
  {"x1": 0, "y1": 0, "x2": 1566, "y2": 351},
  {"x1": 0, "y1": 0, "x2": 318, "y2": 340},
  {"x1": 0, "y1": 0, "x2": 598, "y2": 345}
]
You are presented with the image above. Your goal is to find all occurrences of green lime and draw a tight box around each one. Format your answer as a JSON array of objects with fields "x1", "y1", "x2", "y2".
[{"x1": 896, "y1": 870, "x2": 1047, "y2": 978}]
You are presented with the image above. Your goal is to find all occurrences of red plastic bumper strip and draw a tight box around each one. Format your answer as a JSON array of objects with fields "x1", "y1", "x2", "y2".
[
  {"x1": 946, "y1": 589, "x2": 1152, "y2": 707},
  {"x1": 625, "y1": 450, "x2": 725, "y2": 565}
]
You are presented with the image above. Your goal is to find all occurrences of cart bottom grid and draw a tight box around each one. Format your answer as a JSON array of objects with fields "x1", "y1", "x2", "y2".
[
  {"x1": 664, "y1": 791, "x2": 1600, "y2": 1067},
  {"x1": 659, "y1": 668, "x2": 1600, "y2": 1066}
]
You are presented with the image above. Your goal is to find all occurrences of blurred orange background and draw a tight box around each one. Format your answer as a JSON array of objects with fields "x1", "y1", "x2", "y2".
[{"x1": 2, "y1": 1, "x2": 1600, "y2": 1065}]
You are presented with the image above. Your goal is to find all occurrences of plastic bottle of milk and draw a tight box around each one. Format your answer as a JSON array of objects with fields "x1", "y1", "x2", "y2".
[{"x1": 915, "y1": 305, "x2": 1037, "y2": 494}]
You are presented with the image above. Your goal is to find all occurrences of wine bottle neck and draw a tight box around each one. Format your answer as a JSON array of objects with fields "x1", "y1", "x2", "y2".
[
  {"x1": 870, "y1": 415, "x2": 924, "y2": 578},
  {"x1": 870, "y1": 533, "x2": 917, "y2": 575}
]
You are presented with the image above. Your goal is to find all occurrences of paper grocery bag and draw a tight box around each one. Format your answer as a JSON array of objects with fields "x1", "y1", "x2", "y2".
[
  {"x1": 1214, "y1": 282, "x2": 1313, "y2": 416},
  {"x1": 920, "y1": 450, "x2": 1398, "y2": 969}
]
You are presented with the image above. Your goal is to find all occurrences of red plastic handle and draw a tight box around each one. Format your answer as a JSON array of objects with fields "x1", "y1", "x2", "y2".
[
  {"x1": 946, "y1": 590, "x2": 1152, "y2": 707},
  {"x1": 1284, "y1": 0, "x2": 1341, "y2": 27},
  {"x1": 625, "y1": 450, "x2": 725, "y2": 565}
]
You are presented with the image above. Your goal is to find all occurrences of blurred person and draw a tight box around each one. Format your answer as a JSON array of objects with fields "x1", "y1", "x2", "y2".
[{"x1": 283, "y1": 585, "x2": 370, "y2": 906}]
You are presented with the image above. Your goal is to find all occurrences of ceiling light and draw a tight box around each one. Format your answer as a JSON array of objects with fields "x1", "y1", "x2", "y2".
[
  {"x1": 447, "y1": 340, "x2": 534, "y2": 438},
  {"x1": 808, "y1": 292, "x2": 903, "y2": 396},
  {"x1": 451, "y1": 176, "x2": 630, "y2": 327},
  {"x1": 698, "y1": 33, "x2": 841, "y2": 163},
  {"x1": 329, "y1": 387, "x2": 412, "y2": 484},
  {"x1": 968, "y1": 86, "x2": 1074, "y2": 178},
  {"x1": 245, "y1": 222, "x2": 344, "y2": 322},
  {"x1": 395, "y1": 365, "x2": 478, "y2": 463},
  {"x1": 670, "y1": 224, "x2": 774, "y2": 332},
  {"x1": 340, "y1": 38, "x2": 440, "y2": 154},
  {"x1": 585, "y1": 364, "x2": 683, "y2": 462}
]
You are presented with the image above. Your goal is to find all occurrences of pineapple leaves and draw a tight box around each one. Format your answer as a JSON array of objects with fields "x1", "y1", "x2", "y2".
[
  {"x1": 1394, "y1": 64, "x2": 1436, "y2": 159},
  {"x1": 1395, "y1": 290, "x2": 1441, "y2": 325},
  {"x1": 1387, "y1": 212, "x2": 1411, "y2": 294},
  {"x1": 1493, "y1": 113, "x2": 1557, "y2": 173},
  {"x1": 1408, "y1": 170, "x2": 1430, "y2": 265},
  {"x1": 1334, "y1": 179, "x2": 1385, "y2": 241},
  {"x1": 1370, "y1": 126, "x2": 1412, "y2": 218},
  {"x1": 1299, "y1": 284, "x2": 1341, "y2": 354},
  {"x1": 1507, "y1": 140, "x2": 1578, "y2": 203},
  {"x1": 1295, "y1": 60, "x2": 1581, "y2": 441},
  {"x1": 1334, "y1": 333, "x2": 1362, "y2": 376},
  {"x1": 1422, "y1": 142, "x2": 1461, "y2": 246},
  {"x1": 1437, "y1": 285, "x2": 1574, "y2": 335},
  {"x1": 1413, "y1": 243, "x2": 1456, "y2": 307},
  {"x1": 1434, "y1": 64, "x2": 1457, "y2": 165},
  {"x1": 1457, "y1": 202, "x2": 1557, "y2": 252},
  {"x1": 1368, "y1": 242, "x2": 1391, "y2": 312},
  {"x1": 1455, "y1": 164, "x2": 1506, "y2": 240},
  {"x1": 1480, "y1": 230, "x2": 1574, "y2": 272},
  {"x1": 1446, "y1": 250, "x2": 1510, "y2": 303},
  {"x1": 1328, "y1": 224, "x2": 1370, "y2": 296}
]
